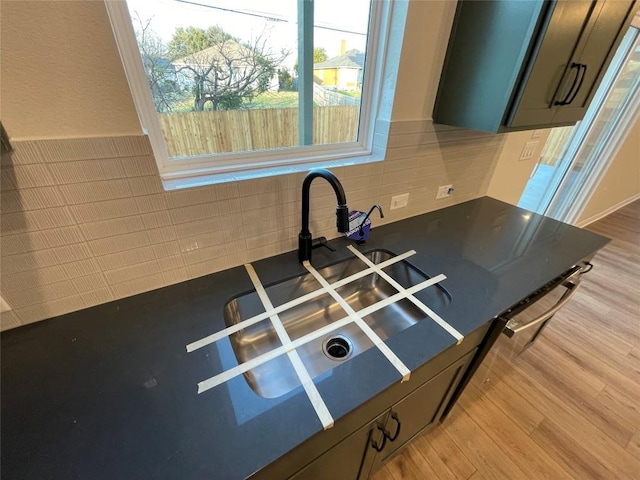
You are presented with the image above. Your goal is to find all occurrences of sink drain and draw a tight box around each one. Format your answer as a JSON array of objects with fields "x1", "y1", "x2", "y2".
[{"x1": 322, "y1": 335, "x2": 353, "y2": 360}]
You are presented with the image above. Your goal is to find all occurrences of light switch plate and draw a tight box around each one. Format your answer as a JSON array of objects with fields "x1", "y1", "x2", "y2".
[{"x1": 390, "y1": 193, "x2": 410, "y2": 210}]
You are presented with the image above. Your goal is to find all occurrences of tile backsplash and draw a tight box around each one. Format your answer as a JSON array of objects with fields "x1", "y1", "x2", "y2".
[{"x1": 0, "y1": 121, "x2": 504, "y2": 329}]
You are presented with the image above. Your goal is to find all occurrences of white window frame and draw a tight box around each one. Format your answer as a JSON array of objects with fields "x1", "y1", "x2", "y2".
[{"x1": 105, "y1": 0, "x2": 401, "y2": 189}]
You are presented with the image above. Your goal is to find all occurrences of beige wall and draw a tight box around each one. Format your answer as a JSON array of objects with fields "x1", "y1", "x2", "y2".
[
  {"x1": 1, "y1": 1, "x2": 140, "y2": 140},
  {"x1": 579, "y1": 114, "x2": 640, "y2": 223},
  {"x1": 392, "y1": 0, "x2": 457, "y2": 120},
  {"x1": 487, "y1": 129, "x2": 552, "y2": 205}
]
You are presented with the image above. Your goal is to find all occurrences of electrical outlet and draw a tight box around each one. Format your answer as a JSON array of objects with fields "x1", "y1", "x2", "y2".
[
  {"x1": 519, "y1": 141, "x2": 539, "y2": 161},
  {"x1": 390, "y1": 193, "x2": 409, "y2": 210},
  {"x1": 436, "y1": 185, "x2": 454, "y2": 200}
]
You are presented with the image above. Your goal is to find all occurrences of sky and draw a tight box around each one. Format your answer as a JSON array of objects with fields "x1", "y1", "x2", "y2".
[{"x1": 126, "y1": 0, "x2": 371, "y2": 68}]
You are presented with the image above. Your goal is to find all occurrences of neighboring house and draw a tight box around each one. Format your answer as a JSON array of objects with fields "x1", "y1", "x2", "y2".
[
  {"x1": 313, "y1": 49, "x2": 365, "y2": 90},
  {"x1": 172, "y1": 41, "x2": 251, "y2": 90},
  {"x1": 173, "y1": 39, "x2": 278, "y2": 98}
]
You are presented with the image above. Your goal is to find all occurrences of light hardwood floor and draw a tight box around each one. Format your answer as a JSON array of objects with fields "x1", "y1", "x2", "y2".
[{"x1": 373, "y1": 200, "x2": 640, "y2": 480}]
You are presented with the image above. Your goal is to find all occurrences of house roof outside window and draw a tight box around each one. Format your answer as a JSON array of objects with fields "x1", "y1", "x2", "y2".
[{"x1": 314, "y1": 49, "x2": 364, "y2": 70}]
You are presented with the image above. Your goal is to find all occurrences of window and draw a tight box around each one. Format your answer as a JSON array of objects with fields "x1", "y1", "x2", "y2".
[{"x1": 106, "y1": 0, "x2": 398, "y2": 188}]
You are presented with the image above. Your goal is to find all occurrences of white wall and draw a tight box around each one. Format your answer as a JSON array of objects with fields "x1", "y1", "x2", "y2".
[{"x1": 579, "y1": 114, "x2": 640, "y2": 224}]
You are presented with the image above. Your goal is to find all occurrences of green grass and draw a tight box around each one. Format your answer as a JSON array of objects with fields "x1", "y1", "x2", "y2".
[
  {"x1": 244, "y1": 91, "x2": 299, "y2": 109},
  {"x1": 165, "y1": 91, "x2": 299, "y2": 112},
  {"x1": 335, "y1": 89, "x2": 362, "y2": 99}
]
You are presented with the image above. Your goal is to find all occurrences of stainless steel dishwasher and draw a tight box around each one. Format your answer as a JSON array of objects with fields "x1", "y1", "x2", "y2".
[
  {"x1": 500, "y1": 261, "x2": 592, "y2": 353},
  {"x1": 441, "y1": 259, "x2": 594, "y2": 421}
]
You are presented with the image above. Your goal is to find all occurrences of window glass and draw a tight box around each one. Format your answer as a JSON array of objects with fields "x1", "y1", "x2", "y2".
[{"x1": 124, "y1": 0, "x2": 371, "y2": 159}]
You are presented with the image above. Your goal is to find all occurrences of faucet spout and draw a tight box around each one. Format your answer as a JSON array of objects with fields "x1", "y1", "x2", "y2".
[
  {"x1": 358, "y1": 204, "x2": 384, "y2": 236},
  {"x1": 299, "y1": 168, "x2": 349, "y2": 263}
]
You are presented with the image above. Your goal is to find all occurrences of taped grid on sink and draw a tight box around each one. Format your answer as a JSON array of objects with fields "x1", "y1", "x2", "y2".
[{"x1": 186, "y1": 247, "x2": 463, "y2": 430}]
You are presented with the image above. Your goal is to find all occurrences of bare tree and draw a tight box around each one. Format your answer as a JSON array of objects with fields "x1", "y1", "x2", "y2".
[
  {"x1": 132, "y1": 13, "x2": 183, "y2": 112},
  {"x1": 171, "y1": 27, "x2": 289, "y2": 111}
]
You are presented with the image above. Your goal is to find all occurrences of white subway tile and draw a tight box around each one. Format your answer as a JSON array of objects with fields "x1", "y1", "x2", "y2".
[
  {"x1": 0, "y1": 141, "x2": 44, "y2": 166},
  {"x1": 128, "y1": 175, "x2": 164, "y2": 196},
  {"x1": 0, "y1": 187, "x2": 66, "y2": 213},
  {"x1": 62, "y1": 259, "x2": 101, "y2": 278},
  {"x1": 110, "y1": 273, "x2": 165, "y2": 299},
  {"x1": 1, "y1": 207, "x2": 77, "y2": 236},
  {"x1": 141, "y1": 211, "x2": 172, "y2": 229},
  {"x1": 104, "y1": 259, "x2": 162, "y2": 284},
  {"x1": 96, "y1": 245, "x2": 157, "y2": 271},
  {"x1": 120, "y1": 156, "x2": 158, "y2": 177},
  {"x1": 157, "y1": 254, "x2": 184, "y2": 272},
  {"x1": 0, "y1": 310, "x2": 23, "y2": 331},
  {"x1": 70, "y1": 198, "x2": 139, "y2": 223},
  {"x1": 147, "y1": 226, "x2": 177, "y2": 244},
  {"x1": 1, "y1": 266, "x2": 69, "y2": 291},
  {"x1": 182, "y1": 243, "x2": 227, "y2": 266},
  {"x1": 80, "y1": 288, "x2": 114, "y2": 307},
  {"x1": 59, "y1": 179, "x2": 132, "y2": 204},
  {"x1": 152, "y1": 241, "x2": 182, "y2": 259},
  {"x1": 48, "y1": 159, "x2": 126, "y2": 183},
  {"x1": 135, "y1": 194, "x2": 167, "y2": 213},
  {"x1": 0, "y1": 164, "x2": 56, "y2": 190},
  {"x1": 79, "y1": 215, "x2": 145, "y2": 240},
  {"x1": 71, "y1": 273, "x2": 108, "y2": 293},
  {"x1": 0, "y1": 227, "x2": 83, "y2": 256},
  {"x1": 88, "y1": 231, "x2": 150, "y2": 256},
  {"x1": 162, "y1": 268, "x2": 189, "y2": 286},
  {"x1": 2, "y1": 279, "x2": 77, "y2": 308},
  {"x1": 166, "y1": 186, "x2": 218, "y2": 208}
]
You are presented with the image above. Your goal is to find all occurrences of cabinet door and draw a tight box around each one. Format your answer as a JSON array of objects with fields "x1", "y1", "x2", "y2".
[
  {"x1": 552, "y1": 0, "x2": 637, "y2": 124},
  {"x1": 374, "y1": 350, "x2": 476, "y2": 467},
  {"x1": 288, "y1": 412, "x2": 387, "y2": 480},
  {"x1": 507, "y1": 0, "x2": 594, "y2": 128}
]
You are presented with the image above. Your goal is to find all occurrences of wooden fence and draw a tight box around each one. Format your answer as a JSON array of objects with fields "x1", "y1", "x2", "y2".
[{"x1": 159, "y1": 106, "x2": 359, "y2": 157}]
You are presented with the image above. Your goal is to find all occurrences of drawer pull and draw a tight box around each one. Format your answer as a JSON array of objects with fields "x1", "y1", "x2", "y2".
[
  {"x1": 385, "y1": 413, "x2": 401, "y2": 442},
  {"x1": 371, "y1": 425, "x2": 387, "y2": 452}
]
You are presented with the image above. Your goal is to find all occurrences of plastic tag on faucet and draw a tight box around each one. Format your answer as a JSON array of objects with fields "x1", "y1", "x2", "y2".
[{"x1": 346, "y1": 210, "x2": 371, "y2": 241}]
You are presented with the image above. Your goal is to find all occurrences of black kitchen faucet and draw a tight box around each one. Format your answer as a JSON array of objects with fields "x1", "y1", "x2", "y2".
[{"x1": 298, "y1": 168, "x2": 349, "y2": 263}]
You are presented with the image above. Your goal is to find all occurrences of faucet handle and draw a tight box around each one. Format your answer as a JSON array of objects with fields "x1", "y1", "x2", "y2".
[{"x1": 312, "y1": 237, "x2": 337, "y2": 252}]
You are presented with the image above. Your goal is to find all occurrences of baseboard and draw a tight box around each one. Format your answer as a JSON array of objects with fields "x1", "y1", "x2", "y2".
[{"x1": 576, "y1": 192, "x2": 640, "y2": 227}]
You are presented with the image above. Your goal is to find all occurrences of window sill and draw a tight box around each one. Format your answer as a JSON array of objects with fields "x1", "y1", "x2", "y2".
[{"x1": 160, "y1": 149, "x2": 386, "y2": 190}]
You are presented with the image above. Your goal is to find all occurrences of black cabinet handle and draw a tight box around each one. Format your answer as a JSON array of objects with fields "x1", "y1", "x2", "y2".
[
  {"x1": 555, "y1": 63, "x2": 582, "y2": 106},
  {"x1": 371, "y1": 425, "x2": 387, "y2": 453},
  {"x1": 565, "y1": 63, "x2": 587, "y2": 106},
  {"x1": 384, "y1": 412, "x2": 401, "y2": 442}
]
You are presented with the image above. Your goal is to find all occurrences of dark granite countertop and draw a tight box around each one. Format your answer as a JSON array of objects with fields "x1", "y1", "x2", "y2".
[{"x1": 1, "y1": 197, "x2": 609, "y2": 479}]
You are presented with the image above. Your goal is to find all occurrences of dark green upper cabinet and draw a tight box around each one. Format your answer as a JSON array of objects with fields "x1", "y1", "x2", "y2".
[{"x1": 433, "y1": 0, "x2": 638, "y2": 134}]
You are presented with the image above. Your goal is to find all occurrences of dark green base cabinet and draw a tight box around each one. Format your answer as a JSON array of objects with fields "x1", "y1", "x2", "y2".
[
  {"x1": 252, "y1": 324, "x2": 491, "y2": 480},
  {"x1": 290, "y1": 350, "x2": 476, "y2": 480}
]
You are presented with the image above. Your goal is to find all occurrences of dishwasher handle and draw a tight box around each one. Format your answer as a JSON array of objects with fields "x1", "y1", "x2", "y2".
[{"x1": 503, "y1": 281, "x2": 581, "y2": 337}]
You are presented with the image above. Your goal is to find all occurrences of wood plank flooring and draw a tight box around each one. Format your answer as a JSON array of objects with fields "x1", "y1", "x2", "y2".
[{"x1": 373, "y1": 200, "x2": 640, "y2": 480}]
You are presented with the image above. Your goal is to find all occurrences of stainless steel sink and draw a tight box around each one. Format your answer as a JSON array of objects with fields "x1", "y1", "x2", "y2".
[{"x1": 223, "y1": 250, "x2": 451, "y2": 398}]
